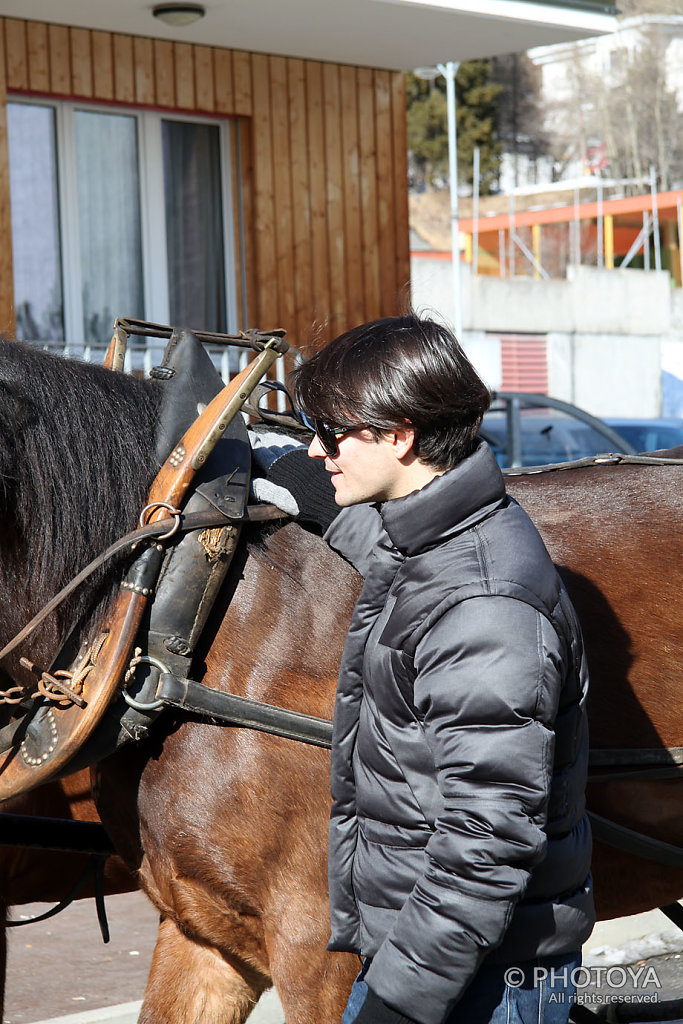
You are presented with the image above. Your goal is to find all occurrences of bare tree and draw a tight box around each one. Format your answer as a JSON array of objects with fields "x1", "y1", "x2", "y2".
[
  {"x1": 541, "y1": 53, "x2": 595, "y2": 181},
  {"x1": 491, "y1": 54, "x2": 549, "y2": 187},
  {"x1": 601, "y1": 24, "x2": 681, "y2": 188},
  {"x1": 540, "y1": 13, "x2": 683, "y2": 190}
]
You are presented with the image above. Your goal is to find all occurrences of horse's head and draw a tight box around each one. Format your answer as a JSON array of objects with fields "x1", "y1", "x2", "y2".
[{"x1": 0, "y1": 340, "x2": 161, "y2": 667}]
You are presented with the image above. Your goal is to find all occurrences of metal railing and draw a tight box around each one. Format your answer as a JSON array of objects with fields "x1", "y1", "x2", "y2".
[
  {"x1": 28, "y1": 338, "x2": 252, "y2": 378},
  {"x1": 23, "y1": 334, "x2": 289, "y2": 410}
]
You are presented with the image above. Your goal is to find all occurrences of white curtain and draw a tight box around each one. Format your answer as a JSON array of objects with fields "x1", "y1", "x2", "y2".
[
  {"x1": 8, "y1": 103, "x2": 64, "y2": 341},
  {"x1": 74, "y1": 110, "x2": 144, "y2": 345}
]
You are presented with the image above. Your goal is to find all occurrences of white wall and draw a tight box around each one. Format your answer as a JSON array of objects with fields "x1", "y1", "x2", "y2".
[
  {"x1": 466, "y1": 265, "x2": 670, "y2": 336},
  {"x1": 411, "y1": 257, "x2": 679, "y2": 418},
  {"x1": 548, "y1": 333, "x2": 662, "y2": 417}
]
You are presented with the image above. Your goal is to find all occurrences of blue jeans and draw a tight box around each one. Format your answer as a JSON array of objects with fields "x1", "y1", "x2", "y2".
[{"x1": 342, "y1": 951, "x2": 581, "y2": 1024}]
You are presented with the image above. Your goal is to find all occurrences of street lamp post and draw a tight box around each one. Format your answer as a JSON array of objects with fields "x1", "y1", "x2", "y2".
[
  {"x1": 414, "y1": 61, "x2": 462, "y2": 341},
  {"x1": 438, "y1": 61, "x2": 462, "y2": 342}
]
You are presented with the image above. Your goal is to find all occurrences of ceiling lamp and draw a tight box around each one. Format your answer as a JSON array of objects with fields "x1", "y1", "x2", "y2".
[{"x1": 153, "y1": 3, "x2": 206, "y2": 27}]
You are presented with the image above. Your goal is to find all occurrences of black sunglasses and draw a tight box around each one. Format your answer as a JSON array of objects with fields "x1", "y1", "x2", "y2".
[{"x1": 298, "y1": 413, "x2": 372, "y2": 457}]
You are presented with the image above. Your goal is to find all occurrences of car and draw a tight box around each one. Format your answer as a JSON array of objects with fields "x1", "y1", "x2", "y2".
[
  {"x1": 480, "y1": 393, "x2": 636, "y2": 469},
  {"x1": 603, "y1": 417, "x2": 683, "y2": 454}
]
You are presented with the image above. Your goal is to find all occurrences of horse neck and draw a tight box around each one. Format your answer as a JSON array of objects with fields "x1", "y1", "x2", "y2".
[
  {"x1": 0, "y1": 348, "x2": 160, "y2": 674},
  {"x1": 200, "y1": 521, "x2": 362, "y2": 718}
]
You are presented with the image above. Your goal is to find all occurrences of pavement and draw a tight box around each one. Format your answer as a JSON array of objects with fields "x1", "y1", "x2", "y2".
[
  {"x1": 4, "y1": 892, "x2": 683, "y2": 1024},
  {"x1": 8, "y1": 993, "x2": 285, "y2": 1024},
  {"x1": 4, "y1": 892, "x2": 283, "y2": 1024}
]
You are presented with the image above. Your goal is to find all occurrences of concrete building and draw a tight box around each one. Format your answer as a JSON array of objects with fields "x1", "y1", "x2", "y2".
[
  {"x1": 412, "y1": 254, "x2": 683, "y2": 418},
  {"x1": 530, "y1": 13, "x2": 683, "y2": 110}
]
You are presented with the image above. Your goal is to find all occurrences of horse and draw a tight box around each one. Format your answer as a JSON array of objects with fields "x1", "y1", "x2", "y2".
[{"x1": 0, "y1": 339, "x2": 681, "y2": 1024}]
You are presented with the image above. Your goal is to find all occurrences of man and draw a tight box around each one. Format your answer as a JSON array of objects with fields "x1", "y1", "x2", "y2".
[{"x1": 291, "y1": 313, "x2": 594, "y2": 1024}]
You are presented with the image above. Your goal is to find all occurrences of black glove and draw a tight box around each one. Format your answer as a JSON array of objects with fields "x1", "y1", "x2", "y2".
[
  {"x1": 266, "y1": 449, "x2": 340, "y2": 532},
  {"x1": 350, "y1": 987, "x2": 418, "y2": 1024}
]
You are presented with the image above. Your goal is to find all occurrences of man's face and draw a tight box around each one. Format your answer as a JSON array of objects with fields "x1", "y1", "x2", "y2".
[{"x1": 308, "y1": 428, "x2": 407, "y2": 506}]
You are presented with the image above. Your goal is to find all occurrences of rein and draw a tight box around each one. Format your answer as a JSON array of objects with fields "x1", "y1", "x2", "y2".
[
  {"x1": 0, "y1": 504, "x2": 286, "y2": 676},
  {"x1": 588, "y1": 746, "x2": 683, "y2": 783}
]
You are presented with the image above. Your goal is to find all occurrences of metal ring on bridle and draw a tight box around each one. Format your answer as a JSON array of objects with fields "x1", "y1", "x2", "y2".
[
  {"x1": 122, "y1": 654, "x2": 167, "y2": 711},
  {"x1": 139, "y1": 501, "x2": 181, "y2": 540}
]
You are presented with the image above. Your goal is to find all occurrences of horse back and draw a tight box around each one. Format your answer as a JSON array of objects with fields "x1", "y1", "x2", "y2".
[{"x1": 506, "y1": 454, "x2": 682, "y2": 749}]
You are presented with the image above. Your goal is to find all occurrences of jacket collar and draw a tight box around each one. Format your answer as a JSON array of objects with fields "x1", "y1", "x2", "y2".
[{"x1": 378, "y1": 441, "x2": 506, "y2": 557}]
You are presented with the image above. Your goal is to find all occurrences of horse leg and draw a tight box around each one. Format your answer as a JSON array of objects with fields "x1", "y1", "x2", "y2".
[
  {"x1": 139, "y1": 917, "x2": 269, "y2": 1024},
  {"x1": 267, "y1": 904, "x2": 357, "y2": 1024}
]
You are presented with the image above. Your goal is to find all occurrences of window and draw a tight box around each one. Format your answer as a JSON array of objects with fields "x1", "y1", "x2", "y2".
[{"x1": 7, "y1": 100, "x2": 238, "y2": 346}]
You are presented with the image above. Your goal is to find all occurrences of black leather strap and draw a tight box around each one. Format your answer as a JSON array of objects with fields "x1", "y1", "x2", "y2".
[
  {"x1": 588, "y1": 811, "x2": 683, "y2": 868},
  {"x1": 6, "y1": 850, "x2": 112, "y2": 942},
  {"x1": 0, "y1": 813, "x2": 115, "y2": 853},
  {"x1": 156, "y1": 673, "x2": 333, "y2": 748},
  {"x1": 661, "y1": 902, "x2": 683, "y2": 931}
]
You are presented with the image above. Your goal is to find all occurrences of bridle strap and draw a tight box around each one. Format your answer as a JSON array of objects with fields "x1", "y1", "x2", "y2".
[
  {"x1": 156, "y1": 673, "x2": 334, "y2": 748},
  {"x1": 504, "y1": 452, "x2": 683, "y2": 476},
  {"x1": 0, "y1": 504, "x2": 288, "y2": 666}
]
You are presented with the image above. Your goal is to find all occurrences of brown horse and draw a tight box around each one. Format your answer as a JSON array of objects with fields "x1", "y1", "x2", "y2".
[{"x1": 0, "y1": 342, "x2": 681, "y2": 1023}]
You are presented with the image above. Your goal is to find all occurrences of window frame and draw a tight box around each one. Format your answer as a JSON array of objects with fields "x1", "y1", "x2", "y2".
[{"x1": 8, "y1": 95, "x2": 239, "y2": 344}]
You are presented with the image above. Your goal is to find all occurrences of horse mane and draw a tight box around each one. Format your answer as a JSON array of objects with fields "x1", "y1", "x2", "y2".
[{"x1": 0, "y1": 340, "x2": 161, "y2": 655}]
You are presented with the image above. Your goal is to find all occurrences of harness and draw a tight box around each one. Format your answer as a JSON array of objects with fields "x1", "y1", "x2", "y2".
[{"x1": 0, "y1": 320, "x2": 291, "y2": 798}]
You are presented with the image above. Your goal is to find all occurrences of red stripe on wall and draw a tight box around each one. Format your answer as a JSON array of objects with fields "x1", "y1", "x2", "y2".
[{"x1": 500, "y1": 335, "x2": 548, "y2": 393}]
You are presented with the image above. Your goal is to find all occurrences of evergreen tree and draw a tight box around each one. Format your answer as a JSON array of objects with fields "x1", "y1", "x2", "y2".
[
  {"x1": 406, "y1": 60, "x2": 502, "y2": 192},
  {"x1": 457, "y1": 61, "x2": 503, "y2": 192}
]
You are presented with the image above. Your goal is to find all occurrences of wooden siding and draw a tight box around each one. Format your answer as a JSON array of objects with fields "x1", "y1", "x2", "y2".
[{"x1": 0, "y1": 17, "x2": 409, "y2": 349}]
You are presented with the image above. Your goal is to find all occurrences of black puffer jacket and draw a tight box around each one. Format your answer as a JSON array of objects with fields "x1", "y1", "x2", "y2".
[{"x1": 325, "y1": 442, "x2": 594, "y2": 1024}]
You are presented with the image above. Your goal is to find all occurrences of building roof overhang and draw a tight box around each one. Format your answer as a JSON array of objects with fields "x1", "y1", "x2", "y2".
[{"x1": 0, "y1": 0, "x2": 617, "y2": 70}]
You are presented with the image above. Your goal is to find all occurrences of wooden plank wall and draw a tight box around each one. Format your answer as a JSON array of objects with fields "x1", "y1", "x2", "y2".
[{"x1": 0, "y1": 17, "x2": 409, "y2": 349}]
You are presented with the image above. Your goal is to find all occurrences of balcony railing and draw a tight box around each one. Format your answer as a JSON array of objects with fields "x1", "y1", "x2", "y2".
[{"x1": 26, "y1": 339, "x2": 250, "y2": 379}]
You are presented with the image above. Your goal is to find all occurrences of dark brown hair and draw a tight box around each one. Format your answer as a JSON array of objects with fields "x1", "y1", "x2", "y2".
[{"x1": 291, "y1": 313, "x2": 491, "y2": 470}]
